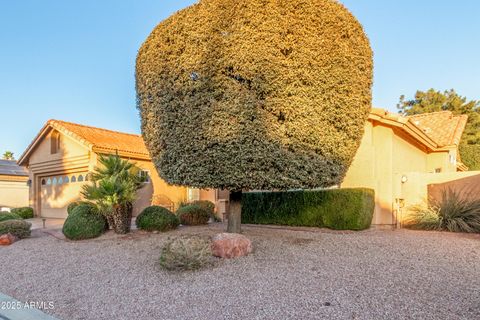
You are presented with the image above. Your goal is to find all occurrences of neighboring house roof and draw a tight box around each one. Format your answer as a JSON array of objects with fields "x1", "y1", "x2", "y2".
[
  {"x1": 18, "y1": 120, "x2": 150, "y2": 166},
  {"x1": 369, "y1": 108, "x2": 468, "y2": 171},
  {"x1": 0, "y1": 159, "x2": 28, "y2": 177},
  {"x1": 407, "y1": 111, "x2": 468, "y2": 147}
]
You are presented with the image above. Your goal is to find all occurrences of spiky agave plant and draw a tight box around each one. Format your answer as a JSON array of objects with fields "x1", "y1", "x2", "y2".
[
  {"x1": 404, "y1": 189, "x2": 480, "y2": 233},
  {"x1": 82, "y1": 155, "x2": 144, "y2": 234}
]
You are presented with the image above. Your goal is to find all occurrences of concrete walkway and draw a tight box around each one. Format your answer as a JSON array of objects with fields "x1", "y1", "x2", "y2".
[
  {"x1": 0, "y1": 292, "x2": 60, "y2": 320},
  {"x1": 27, "y1": 218, "x2": 65, "y2": 231}
]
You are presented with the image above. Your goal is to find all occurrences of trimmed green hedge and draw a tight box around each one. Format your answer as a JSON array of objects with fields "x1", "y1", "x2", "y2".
[
  {"x1": 136, "y1": 206, "x2": 180, "y2": 232},
  {"x1": 62, "y1": 205, "x2": 107, "y2": 240},
  {"x1": 0, "y1": 212, "x2": 22, "y2": 222},
  {"x1": 176, "y1": 205, "x2": 210, "y2": 226},
  {"x1": 242, "y1": 188, "x2": 375, "y2": 230},
  {"x1": 11, "y1": 207, "x2": 34, "y2": 219},
  {"x1": 67, "y1": 201, "x2": 95, "y2": 215},
  {"x1": 459, "y1": 144, "x2": 480, "y2": 171}
]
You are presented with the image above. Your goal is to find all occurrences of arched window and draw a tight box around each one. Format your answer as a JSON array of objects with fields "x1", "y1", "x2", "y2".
[
  {"x1": 52, "y1": 177, "x2": 57, "y2": 185},
  {"x1": 41, "y1": 179, "x2": 46, "y2": 186},
  {"x1": 51, "y1": 131, "x2": 61, "y2": 154},
  {"x1": 47, "y1": 178, "x2": 52, "y2": 185},
  {"x1": 78, "y1": 175, "x2": 84, "y2": 182},
  {"x1": 64, "y1": 176, "x2": 69, "y2": 183},
  {"x1": 58, "y1": 177, "x2": 63, "y2": 185},
  {"x1": 71, "y1": 176, "x2": 76, "y2": 183}
]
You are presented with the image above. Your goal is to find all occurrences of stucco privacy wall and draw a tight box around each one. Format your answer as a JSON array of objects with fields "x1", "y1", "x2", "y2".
[
  {"x1": 342, "y1": 120, "x2": 456, "y2": 226},
  {"x1": 0, "y1": 179, "x2": 29, "y2": 208}
]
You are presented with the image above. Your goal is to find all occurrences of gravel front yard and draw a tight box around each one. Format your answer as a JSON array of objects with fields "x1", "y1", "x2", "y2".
[{"x1": 1, "y1": 224, "x2": 479, "y2": 320}]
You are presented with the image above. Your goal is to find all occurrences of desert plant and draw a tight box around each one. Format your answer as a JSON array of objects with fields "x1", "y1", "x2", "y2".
[
  {"x1": 136, "y1": 206, "x2": 180, "y2": 232},
  {"x1": 67, "y1": 201, "x2": 95, "y2": 215},
  {"x1": 11, "y1": 207, "x2": 34, "y2": 219},
  {"x1": 176, "y1": 205, "x2": 210, "y2": 226},
  {"x1": 404, "y1": 189, "x2": 480, "y2": 233},
  {"x1": 62, "y1": 204, "x2": 107, "y2": 240},
  {"x1": 136, "y1": 0, "x2": 373, "y2": 233},
  {"x1": 82, "y1": 155, "x2": 144, "y2": 234},
  {"x1": 0, "y1": 212, "x2": 22, "y2": 222},
  {"x1": 0, "y1": 220, "x2": 31, "y2": 238},
  {"x1": 159, "y1": 236, "x2": 213, "y2": 271}
]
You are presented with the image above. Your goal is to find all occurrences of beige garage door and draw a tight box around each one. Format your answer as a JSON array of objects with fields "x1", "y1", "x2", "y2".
[{"x1": 40, "y1": 173, "x2": 89, "y2": 218}]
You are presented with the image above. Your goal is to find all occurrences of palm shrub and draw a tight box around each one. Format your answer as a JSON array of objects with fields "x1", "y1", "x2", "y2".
[
  {"x1": 136, "y1": 206, "x2": 180, "y2": 232},
  {"x1": 82, "y1": 155, "x2": 144, "y2": 234},
  {"x1": 404, "y1": 189, "x2": 480, "y2": 233}
]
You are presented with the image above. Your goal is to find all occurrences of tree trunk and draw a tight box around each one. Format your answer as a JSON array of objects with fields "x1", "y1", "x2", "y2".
[
  {"x1": 227, "y1": 191, "x2": 242, "y2": 233},
  {"x1": 111, "y1": 203, "x2": 133, "y2": 234}
]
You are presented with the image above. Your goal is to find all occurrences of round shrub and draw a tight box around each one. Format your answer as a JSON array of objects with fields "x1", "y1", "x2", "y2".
[
  {"x1": 159, "y1": 236, "x2": 213, "y2": 271},
  {"x1": 11, "y1": 207, "x2": 34, "y2": 219},
  {"x1": 136, "y1": 0, "x2": 373, "y2": 190},
  {"x1": 0, "y1": 220, "x2": 31, "y2": 239},
  {"x1": 62, "y1": 205, "x2": 107, "y2": 241},
  {"x1": 136, "y1": 206, "x2": 180, "y2": 232},
  {"x1": 0, "y1": 212, "x2": 22, "y2": 222},
  {"x1": 67, "y1": 201, "x2": 95, "y2": 215},
  {"x1": 177, "y1": 205, "x2": 210, "y2": 226}
]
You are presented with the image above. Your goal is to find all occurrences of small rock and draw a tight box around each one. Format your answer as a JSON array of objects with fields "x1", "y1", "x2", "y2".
[
  {"x1": 211, "y1": 233, "x2": 253, "y2": 259},
  {"x1": 0, "y1": 233, "x2": 17, "y2": 246}
]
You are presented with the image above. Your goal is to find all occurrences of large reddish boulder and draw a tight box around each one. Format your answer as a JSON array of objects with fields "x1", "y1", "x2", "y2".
[
  {"x1": 211, "y1": 233, "x2": 253, "y2": 259},
  {"x1": 0, "y1": 233, "x2": 17, "y2": 246}
]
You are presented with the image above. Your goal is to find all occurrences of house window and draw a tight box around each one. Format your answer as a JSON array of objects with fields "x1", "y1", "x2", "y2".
[
  {"x1": 449, "y1": 154, "x2": 456, "y2": 165},
  {"x1": 78, "y1": 175, "x2": 84, "y2": 182},
  {"x1": 435, "y1": 168, "x2": 442, "y2": 173},
  {"x1": 187, "y1": 188, "x2": 200, "y2": 202},
  {"x1": 51, "y1": 131, "x2": 61, "y2": 154},
  {"x1": 58, "y1": 177, "x2": 63, "y2": 185},
  {"x1": 71, "y1": 176, "x2": 77, "y2": 183},
  {"x1": 64, "y1": 176, "x2": 69, "y2": 183},
  {"x1": 41, "y1": 179, "x2": 46, "y2": 185},
  {"x1": 47, "y1": 178, "x2": 52, "y2": 185},
  {"x1": 52, "y1": 177, "x2": 57, "y2": 185},
  {"x1": 139, "y1": 170, "x2": 151, "y2": 183}
]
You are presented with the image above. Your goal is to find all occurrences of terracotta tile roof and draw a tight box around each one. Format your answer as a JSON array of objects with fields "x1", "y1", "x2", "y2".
[
  {"x1": 407, "y1": 111, "x2": 468, "y2": 147},
  {"x1": 49, "y1": 120, "x2": 150, "y2": 158}
]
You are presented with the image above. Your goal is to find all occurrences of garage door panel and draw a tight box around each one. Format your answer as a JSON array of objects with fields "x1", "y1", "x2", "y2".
[{"x1": 41, "y1": 173, "x2": 88, "y2": 218}]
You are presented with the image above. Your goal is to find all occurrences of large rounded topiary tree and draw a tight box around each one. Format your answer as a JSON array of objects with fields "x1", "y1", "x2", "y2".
[{"x1": 136, "y1": 0, "x2": 373, "y2": 233}]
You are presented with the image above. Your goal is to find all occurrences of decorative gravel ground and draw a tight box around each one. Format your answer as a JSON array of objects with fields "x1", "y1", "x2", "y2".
[{"x1": 1, "y1": 224, "x2": 479, "y2": 320}]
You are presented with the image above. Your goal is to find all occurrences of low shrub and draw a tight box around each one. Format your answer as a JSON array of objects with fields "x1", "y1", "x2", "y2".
[
  {"x1": 62, "y1": 204, "x2": 107, "y2": 240},
  {"x1": 11, "y1": 207, "x2": 34, "y2": 219},
  {"x1": 176, "y1": 205, "x2": 210, "y2": 226},
  {"x1": 242, "y1": 188, "x2": 375, "y2": 230},
  {"x1": 0, "y1": 220, "x2": 32, "y2": 238},
  {"x1": 67, "y1": 201, "x2": 95, "y2": 215},
  {"x1": 136, "y1": 206, "x2": 180, "y2": 232},
  {"x1": 404, "y1": 189, "x2": 480, "y2": 233},
  {"x1": 159, "y1": 236, "x2": 213, "y2": 271},
  {"x1": 180, "y1": 200, "x2": 215, "y2": 217},
  {"x1": 0, "y1": 212, "x2": 22, "y2": 222}
]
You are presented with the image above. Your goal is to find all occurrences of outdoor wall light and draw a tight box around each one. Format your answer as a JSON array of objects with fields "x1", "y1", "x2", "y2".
[
  {"x1": 401, "y1": 175, "x2": 408, "y2": 184},
  {"x1": 27, "y1": 179, "x2": 32, "y2": 187}
]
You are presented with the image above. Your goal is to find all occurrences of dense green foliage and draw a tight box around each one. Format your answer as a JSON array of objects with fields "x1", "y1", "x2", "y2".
[
  {"x1": 398, "y1": 89, "x2": 480, "y2": 170},
  {"x1": 11, "y1": 207, "x2": 34, "y2": 219},
  {"x1": 179, "y1": 200, "x2": 215, "y2": 217},
  {"x1": 403, "y1": 189, "x2": 480, "y2": 233},
  {"x1": 177, "y1": 205, "x2": 210, "y2": 226},
  {"x1": 242, "y1": 188, "x2": 375, "y2": 230},
  {"x1": 459, "y1": 145, "x2": 480, "y2": 171},
  {"x1": 62, "y1": 205, "x2": 107, "y2": 240},
  {"x1": 136, "y1": 206, "x2": 180, "y2": 232},
  {"x1": 0, "y1": 212, "x2": 22, "y2": 222},
  {"x1": 67, "y1": 201, "x2": 95, "y2": 215},
  {"x1": 159, "y1": 236, "x2": 213, "y2": 271},
  {"x1": 0, "y1": 220, "x2": 31, "y2": 238},
  {"x1": 136, "y1": 0, "x2": 373, "y2": 190},
  {"x1": 82, "y1": 155, "x2": 144, "y2": 234}
]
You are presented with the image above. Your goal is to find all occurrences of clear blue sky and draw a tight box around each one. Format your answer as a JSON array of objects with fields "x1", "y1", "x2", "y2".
[{"x1": 1, "y1": 0, "x2": 479, "y2": 157}]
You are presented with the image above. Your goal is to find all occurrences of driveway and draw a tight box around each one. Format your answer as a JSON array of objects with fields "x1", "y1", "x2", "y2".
[{"x1": 1, "y1": 224, "x2": 479, "y2": 320}]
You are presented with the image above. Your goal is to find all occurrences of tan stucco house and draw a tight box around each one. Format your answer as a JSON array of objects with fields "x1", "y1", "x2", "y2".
[
  {"x1": 342, "y1": 108, "x2": 472, "y2": 227},
  {"x1": 18, "y1": 120, "x2": 227, "y2": 219},
  {"x1": 0, "y1": 159, "x2": 29, "y2": 210},
  {"x1": 18, "y1": 109, "x2": 474, "y2": 227}
]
